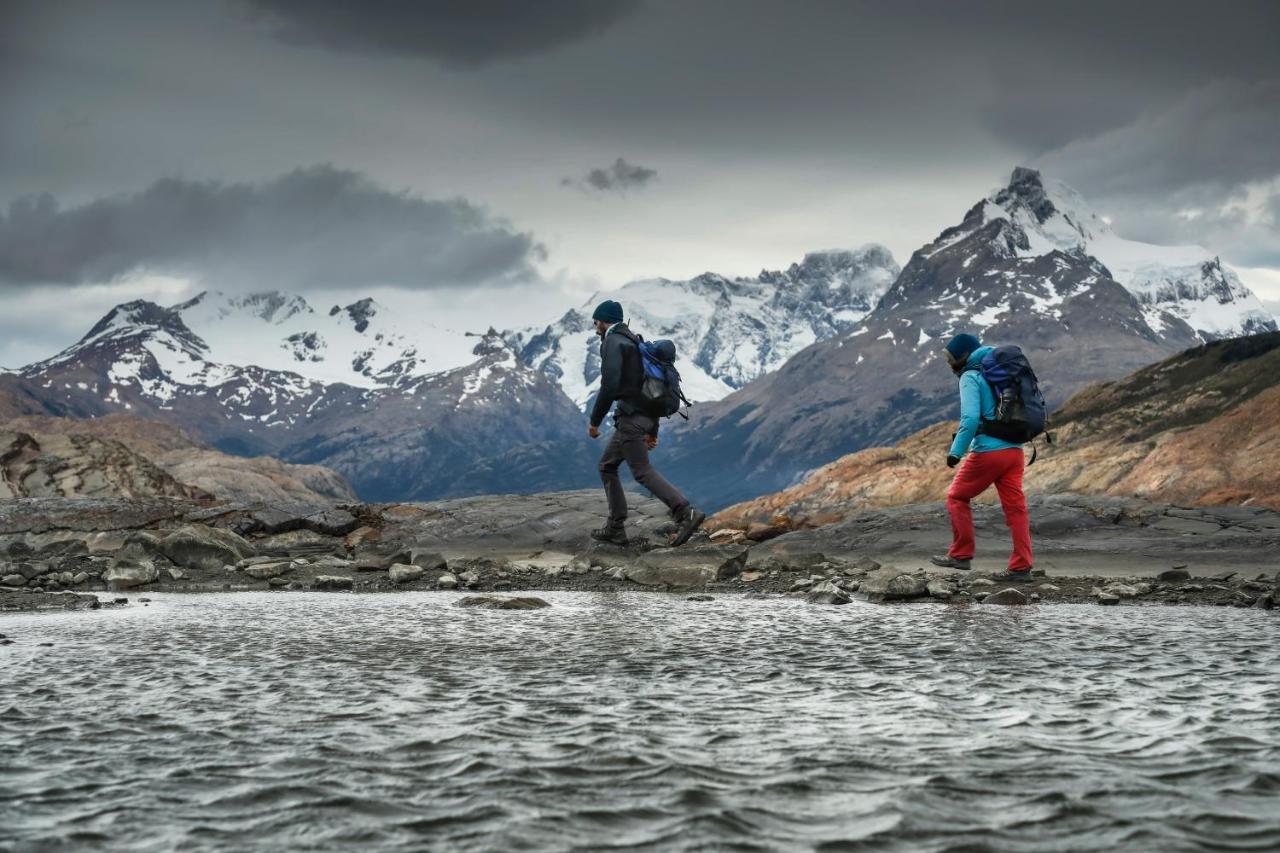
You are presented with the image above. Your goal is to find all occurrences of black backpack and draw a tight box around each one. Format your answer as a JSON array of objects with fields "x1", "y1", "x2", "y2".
[
  {"x1": 969, "y1": 345, "x2": 1048, "y2": 444},
  {"x1": 614, "y1": 328, "x2": 691, "y2": 419}
]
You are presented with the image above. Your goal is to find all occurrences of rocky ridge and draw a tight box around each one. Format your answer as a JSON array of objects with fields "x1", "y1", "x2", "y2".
[
  {"x1": 0, "y1": 491, "x2": 1276, "y2": 613},
  {"x1": 0, "y1": 415, "x2": 355, "y2": 504}
]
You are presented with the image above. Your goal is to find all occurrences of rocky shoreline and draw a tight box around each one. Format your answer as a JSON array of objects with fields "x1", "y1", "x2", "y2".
[{"x1": 1, "y1": 492, "x2": 1277, "y2": 613}]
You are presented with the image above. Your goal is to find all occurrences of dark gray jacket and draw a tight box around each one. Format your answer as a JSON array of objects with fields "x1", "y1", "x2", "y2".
[{"x1": 589, "y1": 323, "x2": 652, "y2": 432}]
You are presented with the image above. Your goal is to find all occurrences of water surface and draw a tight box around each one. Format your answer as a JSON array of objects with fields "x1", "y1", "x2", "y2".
[{"x1": 2, "y1": 592, "x2": 1278, "y2": 851}]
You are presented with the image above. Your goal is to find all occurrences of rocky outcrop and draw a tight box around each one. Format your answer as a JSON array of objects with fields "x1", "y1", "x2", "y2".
[
  {"x1": 0, "y1": 491, "x2": 1275, "y2": 609},
  {"x1": 713, "y1": 332, "x2": 1280, "y2": 529},
  {"x1": 0, "y1": 415, "x2": 355, "y2": 504}
]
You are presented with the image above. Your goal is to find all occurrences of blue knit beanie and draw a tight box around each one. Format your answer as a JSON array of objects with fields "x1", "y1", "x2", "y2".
[
  {"x1": 592, "y1": 300, "x2": 624, "y2": 324},
  {"x1": 944, "y1": 333, "x2": 981, "y2": 362}
]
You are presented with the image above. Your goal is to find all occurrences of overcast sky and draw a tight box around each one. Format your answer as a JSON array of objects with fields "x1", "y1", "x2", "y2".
[{"x1": 2, "y1": 0, "x2": 1278, "y2": 366}]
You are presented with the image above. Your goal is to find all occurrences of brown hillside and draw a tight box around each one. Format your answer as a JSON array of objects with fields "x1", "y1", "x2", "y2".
[{"x1": 712, "y1": 332, "x2": 1280, "y2": 529}]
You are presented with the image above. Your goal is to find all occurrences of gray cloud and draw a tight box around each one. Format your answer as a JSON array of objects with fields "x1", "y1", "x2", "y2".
[
  {"x1": 1038, "y1": 79, "x2": 1280, "y2": 266},
  {"x1": 0, "y1": 165, "x2": 545, "y2": 289},
  {"x1": 241, "y1": 0, "x2": 639, "y2": 67},
  {"x1": 562, "y1": 158, "x2": 658, "y2": 194}
]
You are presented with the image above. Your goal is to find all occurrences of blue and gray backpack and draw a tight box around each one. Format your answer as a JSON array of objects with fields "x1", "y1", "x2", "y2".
[
  {"x1": 616, "y1": 329, "x2": 691, "y2": 419},
  {"x1": 969, "y1": 345, "x2": 1047, "y2": 444}
]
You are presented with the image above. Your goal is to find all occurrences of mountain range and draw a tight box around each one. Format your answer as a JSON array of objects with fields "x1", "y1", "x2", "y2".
[
  {"x1": 1, "y1": 168, "x2": 1274, "y2": 506},
  {"x1": 659, "y1": 168, "x2": 1277, "y2": 508}
]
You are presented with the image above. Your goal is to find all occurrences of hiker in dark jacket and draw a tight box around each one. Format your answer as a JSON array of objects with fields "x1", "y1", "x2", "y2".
[
  {"x1": 930, "y1": 333, "x2": 1034, "y2": 581},
  {"x1": 587, "y1": 299, "x2": 705, "y2": 547}
]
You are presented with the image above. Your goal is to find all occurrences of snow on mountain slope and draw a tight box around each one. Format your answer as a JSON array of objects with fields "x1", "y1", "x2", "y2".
[
  {"x1": 173, "y1": 291, "x2": 479, "y2": 388},
  {"x1": 972, "y1": 168, "x2": 1276, "y2": 340},
  {"x1": 507, "y1": 246, "x2": 899, "y2": 409}
]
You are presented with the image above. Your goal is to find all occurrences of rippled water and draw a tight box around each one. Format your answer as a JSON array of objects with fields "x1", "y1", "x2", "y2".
[{"x1": 2, "y1": 593, "x2": 1279, "y2": 852}]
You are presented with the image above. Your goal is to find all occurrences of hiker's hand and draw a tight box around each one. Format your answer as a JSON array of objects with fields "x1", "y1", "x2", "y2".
[
  {"x1": 588, "y1": 425, "x2": 601, "y2": 439},
  {"x1": 946, "y1": 454, "x2": 961, "y2": 468},
  {"x1": 645, "y1": 435, "x2": 658, "y2": 450}
]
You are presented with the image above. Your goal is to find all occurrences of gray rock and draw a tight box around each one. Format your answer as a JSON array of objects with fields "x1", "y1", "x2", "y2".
[
  {"x1": 805, "y1": 580, "x2": 852, "y2": 605},
  {"x1": 1097, "y1": 592, "x2": 1120, "y2": 606},
  {"x1": 268, "y1": 576, "x2": 291, "y2": 588},
  {"x1": 634, "y1": 544, "x2": 749, "y2": 581},
  {"x1": 623, "y1": 564, "x2": 715, "y2": 588},
  {"x1": 312, "y1": 575, "x2": 354, "y2": 591},
  {"x1": 244, "y1": 561, "x2": 293, "y2": 580},
  {"x1": 1, "y1": 573, "x2": 24, "y2": 587},
  {"x1": 436, "y1": 573, "x2": 459, "y2": 590},
  {"x1": 686, "y1": 594, "x2": 715, "y2": 602},
  {"x1": 1158, "y1": 568, "x2": 1190, "y2": 582},
  {"x1": 855, "y1": 568, "x2": 928, "y2": 602},
  {"x1": 456, "y1": 595, "x2": 550, "y2": 610},
  {"x1": 1102, "y1": 583, "x2": 1141, "y2": 599},
  {"x1": 163, "y1": 567, "x2": 187, "y2": 581},
  {"x1": 982, "y1": 588, "x2": 1029, "y2": 606},
  {"x1": 460, "y1": 570, "x2": 481, "y2": 588},
  {"x1": 409, "y1": 550, "x2": 447, "y2": 571},
  {"x1": 71, "y1": 571, "x2": 89, "y2": 586},
  {"x1": 159, "y1": 526, "x2": 255, "y2": 571},
  {"x1": 103, "y1": 559, "x2": 159, "y2": 590},
  {"x1": 926, "y1": 579, "x2": 957, "y2": 599},
  {"x1": 1252, "y1": 594, "x2": 1273, "y2": 610},
  {"x1": 388, "y1": 563, "x2": 424, "y2": 584},
  {"x1": 1150, "y1": 516, "x2": 1222, "y2": 535}
]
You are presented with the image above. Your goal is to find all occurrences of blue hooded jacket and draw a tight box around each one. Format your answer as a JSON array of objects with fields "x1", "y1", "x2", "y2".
[{"x1": 948, "y1": 346, "x2": 1022, "y2": 458}]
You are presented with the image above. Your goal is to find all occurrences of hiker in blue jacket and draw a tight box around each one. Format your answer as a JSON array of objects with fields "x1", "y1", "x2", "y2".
[
  {"x1": 587, "y1": 299, "x2": 705, "y2": 547},
  {"x1": 930, "y1": 333, "x2": 1035, "y2": 580}
]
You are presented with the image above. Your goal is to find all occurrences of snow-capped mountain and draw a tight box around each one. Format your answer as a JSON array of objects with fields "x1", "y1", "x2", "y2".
[
  {"x1": 506, "y1": 246, "x2": 899, "y2": 409},
  {"x1": 172, "y1": 290, "x2": 480, "y2": 389},
  {"x1": 661, "y1": 168, "x2": 1278, "y2": 509},
  {"x1": 947, "y1": 167, "x2": 1276, "y2": 341},
  {"x1": 3, "y1": 298, "x2": 592, "y2": 500}
]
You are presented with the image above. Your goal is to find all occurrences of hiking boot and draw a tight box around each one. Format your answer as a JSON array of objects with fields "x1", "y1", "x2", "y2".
[
  {"x1": 669, "y1": 508, "x2": 706, "y2": 547},
  {"x1": 992, "y1": 569, "x2": 1034, "y2": 583},
  {"x1": 590, "y1": 525, "x2": 630, "y2": 546},
  {"x1": 930, "y1": 555, "x2": 971, "y2": 571}
]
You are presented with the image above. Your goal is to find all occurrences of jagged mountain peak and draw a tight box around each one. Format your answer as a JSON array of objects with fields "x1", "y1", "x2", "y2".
[{"x1": 505, "y1": 246, "x2": 900, "y2": 410}]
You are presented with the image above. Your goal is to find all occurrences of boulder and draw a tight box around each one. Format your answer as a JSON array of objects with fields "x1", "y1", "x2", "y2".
[
  {"x1": 312, "y1": 575, "x2": 354, "y2": 591},
  {"x1": 1252, "y1": 594, "x2": 1273, "y2": 610},
  {"x1": 388, "y1": 563, "x2": 424, "y2": 584},
  {"x1": 623, "y1": 565, "x2": 715, "y2": 588},
  {"x1": 103, "y1": 559, "x2": 160, "y2": 590},
  {"x1": 456, "y1": 595, "x2": 550, "y2": 610},
  {"x1": 806, "y1": 580, "x2": 851, "y2": 605},
  {"x1": 1158, "y1": 568, "x2": 1191, "y2": 582},
  {"x1": 926, "y1": 579, "x2": 957, "y2": 599},
  {"x1": 243, "y1": 561, "x2": 294, "y2": 580},
  {"x1": 982, "y1": 588, "x2": 1029, "y2": 606},
  {"x1": 409, "y1": 550, "x2": 447, "y2": 571},
  {"x1": 1097, "y1": 592, "x2": 1120, "y2": 606},
  {"x1": 739, "y1": 571, "x2": 763, "y2": 583},
  {"x1": 855, "y1": 568, "x2": 928, "y2": 602},
  {"x1": 436, "y1": 573, "x2": 459, "y2": 590},
  {"x1": 159, "y1": 526, "x2": 255, "y2": 571},
  {"x1": 634, "y1": 544, "x2": 749, "y2": 581},
  {"x1": 1102, "y1": 583, "x2": 1141, "y2": 599},
  {"x1": 1, "y1": 573, "x2": 24, "y2": 587},
  {"x1": 460, "y1": 570, "x2": 481, "y2": 588}
]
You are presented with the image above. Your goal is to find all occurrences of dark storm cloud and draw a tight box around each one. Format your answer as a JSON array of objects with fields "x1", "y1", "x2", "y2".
[
  {"x1": 242, "y1": 0, "x2": 639, "y2": 67},
  {"x1": 562, "y1": 158, "x2": 658, "y2": 194},
  {"x1": 1038, "y1": 79, "x2": 1280, "y2": 266},
  {"x1": 0, "y1": 165, "x2": 545, "y2": 289}
]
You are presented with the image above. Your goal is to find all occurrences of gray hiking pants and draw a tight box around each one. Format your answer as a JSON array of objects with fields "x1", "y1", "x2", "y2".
[{"x1": 598, "y1": 413, "x2": 689, "y2": 525}]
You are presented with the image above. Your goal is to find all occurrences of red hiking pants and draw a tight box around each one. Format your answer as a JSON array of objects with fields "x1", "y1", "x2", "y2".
[{"x1": 947, "y1": 447, "x2": 1033, "y2": 570}]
